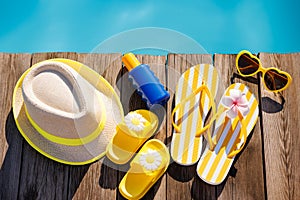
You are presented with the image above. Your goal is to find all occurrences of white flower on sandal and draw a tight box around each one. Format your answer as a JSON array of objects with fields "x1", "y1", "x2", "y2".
[
  {"x1": 124, "y1": 112, "x2": 147, "y2": 132},
  {"x1": 221, "y1": 89, "x2": 250, "y2": 118},
  {"x1": 139, "y1": 149, "x2": 162, "y2": 171}
]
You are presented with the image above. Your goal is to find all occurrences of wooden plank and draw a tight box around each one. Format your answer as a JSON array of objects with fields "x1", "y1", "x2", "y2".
[
  {"x1": 0, "y1": 52, "x2": 298, "y2": 200},
  {"x1": 72, "y1": 53, "x2": 122, "y2": 200},
  {"x1": 214, "y1": 54, "x2": 265, "y2": 200},
  {"x1": 117, "y1": 55, "x2": 143, "y2": 200},
  {"x1": 117, "y1": 54, "x2": 167, "y2": 200},
  {"x1": 166, "y1": 54, "x2": 213, "y2": 199},
  {"x1": 17, "y1": 53, "x2": 78, "y2": 200},
  {"x1": 16, "y1": 53, "x2": 123, "y2": 200},
  {"x1": 259, "y1": 53, "x2": 300, "y2": 200},
  {"x1": 0, "y1": 53, "x2": 32, "y2": 200},
  {"x1": 136, "y1": 55, "x2": 167, "y2": 142},
  {"x1": 140, "y1": 55, "x2": 167, "y2": 200}
]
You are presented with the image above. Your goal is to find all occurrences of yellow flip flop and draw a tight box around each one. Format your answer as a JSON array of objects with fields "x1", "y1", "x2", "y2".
[
  {"x1": 119, "y1": 139, "x2": 170, "y2": 200},
  {"x1": 171, "y1": 64, "x2": 219, "y2": 165},
  {"x1": 106, "y1": 110, "x2": 158, "y2": 164},
  {"x1": 196, "y1": 83, "x2": 259, "y2": 185}
]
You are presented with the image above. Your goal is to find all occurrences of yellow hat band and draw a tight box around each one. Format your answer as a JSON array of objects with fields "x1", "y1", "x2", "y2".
[{"x1": 24, "y1": 91, "x2": 107, "y2": 146}]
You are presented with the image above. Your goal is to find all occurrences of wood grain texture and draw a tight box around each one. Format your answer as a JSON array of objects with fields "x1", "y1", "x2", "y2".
[
  {"x1": 142, "y1": 55, "x2": 167, "y2": 200},
  {"x1": 72, "y1": 53, "x2": 122, "y2": 200},
  {"x1": 0, "y1": 53, "x2": 31, "y2": 200},
  {"x1": 0, "y1": 52, "x2": 299, "y2": 200},
  {"x1": 259, "y1": 53, "x2": 300, "y2": 200},
  {"x1": 117, "y1": 55, "x2": 167, "y2": 200},
  {"x1": 214, "y1": 54, "x2": 265, "y2": 200},
  {"x1": 16, "y1": 53, "x2": 79, "y2": 200},
  {"x1": 0, "y1": 53, "x2": 31, "y2": 166},
  {"x1": 166, "y1": 54, "x2": 213, "y2": 200},
  {"x1": 15, "y1": 53, "x2": 121, "y2": 200}
]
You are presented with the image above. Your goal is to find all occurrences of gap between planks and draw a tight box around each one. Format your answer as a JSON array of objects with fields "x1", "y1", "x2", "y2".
[{"x1": 1, "y1": 52, "x2": 298, "y2": 200}]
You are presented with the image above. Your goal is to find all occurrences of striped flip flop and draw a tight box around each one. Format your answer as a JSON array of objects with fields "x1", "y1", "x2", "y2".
[
  {"x1": 170, "y1": 64, "x2": 219, "y2": 165},
  {"x1": 196, "y1": 83, "x2": 259, "y2": 185}
]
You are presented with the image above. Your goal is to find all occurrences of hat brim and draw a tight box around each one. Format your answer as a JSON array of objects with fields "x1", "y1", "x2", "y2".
[{"x1": 12, "y1": 59, "x2": 124, "y2": 165}]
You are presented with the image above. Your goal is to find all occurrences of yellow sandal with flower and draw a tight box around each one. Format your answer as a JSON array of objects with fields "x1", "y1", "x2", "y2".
[
  {"x1": 106, "y1": 109, "x2": 158, "y2": 164},
  {"x1": 119, "y1": 139, "x2": 169, "y2": 199}
]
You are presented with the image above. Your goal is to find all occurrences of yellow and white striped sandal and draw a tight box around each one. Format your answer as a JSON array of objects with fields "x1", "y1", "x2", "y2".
[
  {"x1": 196, "y1": 83, "x2": 259, "y2": 185},
  {"x1": 170, "y1": 64, "x2": 219, "y2": 165}
]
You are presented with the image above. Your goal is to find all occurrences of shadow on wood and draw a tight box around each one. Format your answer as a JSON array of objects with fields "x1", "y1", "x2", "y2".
[
  {"x1": 116, "y1": 173, "x2": 164, "y2": 200},
  {"x1": 67, "y1": 165, "x2": 90, "y2": 199},
  {"x1": 0, "y1": 110, "x2": 91, "y2": 199},
  {"x1": 261, "y1": 96, "x2": 285, "y2": 113},
  {"x1": 117, "y1": 66, "x2": 167, "y2": 134},
  {"x1": 191, "y1": 176, "x2": 218, "y2": 200},
  {"x1": 231, "y1": 71, "x2": 285, "y2": 114},
  {"x1": 189, "y1": 127, "x2": 256, "y2": 200},
  {"x1": 98, "y1": 157, "x2": 119, "y2": 189},
  {"x1": 0, "y1": 111, "x2": 24, "y2": 200},
  {"x1": 230, "y1": 72, "x2": 259, "y2": 85},
  {"x1": 167, "y1": 162, "x2": 196, "y2": 182},
  {"x1": 119, "y1": 66, "x2": 148, "y2": 113},
  {"x1": 114, "y1": 156, "x2": 164, "y2": 200},
  {"x1": 114, "y1": 62, "x2": 167, "y2": 199}
]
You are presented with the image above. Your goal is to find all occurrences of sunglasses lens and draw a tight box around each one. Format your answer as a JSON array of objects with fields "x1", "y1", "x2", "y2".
[
  {"x1": 238, "y1": 53, "x2": 260, "y2": 75},
  {"x1": 264, "y1": 69, "x2": 288, "y2": 91}
]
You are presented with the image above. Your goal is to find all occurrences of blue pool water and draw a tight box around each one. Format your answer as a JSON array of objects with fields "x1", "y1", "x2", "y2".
[{"x1": 0, "y1": 0, "x2": 299, "y2": 54}]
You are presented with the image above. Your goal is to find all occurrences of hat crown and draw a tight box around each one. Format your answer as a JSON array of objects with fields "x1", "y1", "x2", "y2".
[
  {"x1": 22, "y1": 61, "x2": 104, "y2": 140},
  {"x1": 31, "y1": 67, "x2": 82, "y2": 113}
]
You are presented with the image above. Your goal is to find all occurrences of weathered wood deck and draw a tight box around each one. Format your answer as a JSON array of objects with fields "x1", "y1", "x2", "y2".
[{"x1": 0, "y1": 52, "x2": 299, "y2": 200}]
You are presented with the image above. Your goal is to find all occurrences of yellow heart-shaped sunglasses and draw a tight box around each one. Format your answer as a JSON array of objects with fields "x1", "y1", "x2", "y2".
[{"x1": 236, "y1": 50, "x2": 292, "y2": 92}]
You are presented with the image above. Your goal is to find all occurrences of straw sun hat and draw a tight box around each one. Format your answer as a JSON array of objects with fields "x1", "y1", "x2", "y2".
[{"x1": 12, "y1": 59, "x2": 124, "y2": 165}]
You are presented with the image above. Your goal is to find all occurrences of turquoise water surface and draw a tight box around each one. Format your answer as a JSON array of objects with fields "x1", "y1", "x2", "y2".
[{"x1": 0, "y1": 0, "x2": 299, "y2": 54}]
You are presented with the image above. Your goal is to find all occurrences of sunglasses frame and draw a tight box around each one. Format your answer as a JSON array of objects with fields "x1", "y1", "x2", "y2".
[{"x1": 236, "y1": 50, "x2": 292, "y2": 92}]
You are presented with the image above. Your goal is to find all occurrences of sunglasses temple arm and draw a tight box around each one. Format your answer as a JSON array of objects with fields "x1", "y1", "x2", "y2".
[
  {"x1": 239, "y1": 65, "x2": 259, "y2": 72},
  {"x1": 242, "y1": 54, "x2": 260, "y2": 66},
  {"x1": 269, "y1": 74, "x2": 277, "y2": 91},
  {"x1": 268, "y1": 70, "x2": 289, "y2": 81},
  {"x1": 240, "y1": 53, "x2": 289, "y2": 81}
]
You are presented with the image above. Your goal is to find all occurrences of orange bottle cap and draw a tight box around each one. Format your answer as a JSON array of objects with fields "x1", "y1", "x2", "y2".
[{"x1": 122, "y1": 53, "x2": 141, "y2": 71}]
